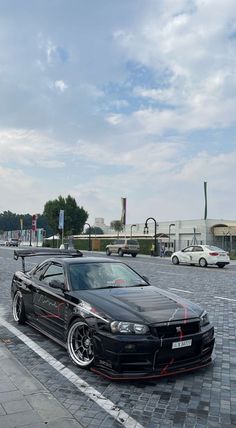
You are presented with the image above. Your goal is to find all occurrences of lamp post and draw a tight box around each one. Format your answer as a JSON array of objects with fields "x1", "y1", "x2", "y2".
[
  {"x1": 85, "y1": 222, "x2": 91, "y2": 251},
  {"x1": 168, "y1": 223, "x2": 175, "y2": 250},
  {"x1": 130, "y1": 224, "x2": 137, "y2": 238},
  {"x1": 144, "y1": 217, "x2": 158, "y2": 256}
]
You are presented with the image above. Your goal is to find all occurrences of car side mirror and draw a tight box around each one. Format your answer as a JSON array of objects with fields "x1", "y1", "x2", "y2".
[{"x1": 49, "y1": 279, "x2": 65, "y2": 291}]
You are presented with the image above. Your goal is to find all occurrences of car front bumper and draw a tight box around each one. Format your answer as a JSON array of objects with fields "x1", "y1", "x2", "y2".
[{"x1": 92, "y1": 325, "x2": 215, "y2": 380}]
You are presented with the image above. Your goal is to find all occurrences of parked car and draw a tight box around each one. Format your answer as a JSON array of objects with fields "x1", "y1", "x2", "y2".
[
  {"x1": 11, "y1": 248, "x2": 215, "y2": 380},
  {"x1": 6, "y1": 238, "x2": 19, "y2": 247},
  {"x1": 171, "y1": 245, "x2": 230, "y2": 268},
  {"x1": 106, "y1": 238, "x2": 140, "y2": 257}
]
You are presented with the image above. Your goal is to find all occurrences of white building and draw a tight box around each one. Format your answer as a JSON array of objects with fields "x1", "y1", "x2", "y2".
[{"x1": 94, "y1": 218, "x2": 236, "y2": 252}]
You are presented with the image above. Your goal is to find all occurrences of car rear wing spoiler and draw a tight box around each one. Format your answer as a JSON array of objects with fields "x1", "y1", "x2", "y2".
[{"x1": 14, "y1": 248, "x2": 83, "y2": 273}]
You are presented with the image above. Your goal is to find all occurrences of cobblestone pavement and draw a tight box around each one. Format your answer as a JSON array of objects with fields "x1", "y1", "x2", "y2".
[{"x1": 0, "y1": 247, "x2": 236, "y2": 427}]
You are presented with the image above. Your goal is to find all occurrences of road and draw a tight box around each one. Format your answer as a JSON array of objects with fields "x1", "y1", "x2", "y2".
[{"x1": 0, "y1": 246, "x2": 236, "y2": 427}]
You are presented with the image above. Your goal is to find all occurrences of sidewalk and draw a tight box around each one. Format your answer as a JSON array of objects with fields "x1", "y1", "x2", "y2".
[{"x1": 0, "y1": 341, "x2": 83, "y2": 428}]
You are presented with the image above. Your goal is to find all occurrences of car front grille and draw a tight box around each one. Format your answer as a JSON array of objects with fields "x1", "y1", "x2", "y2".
[{"x1": 151, "y1": 321, "x2": 200, "y2": 339}]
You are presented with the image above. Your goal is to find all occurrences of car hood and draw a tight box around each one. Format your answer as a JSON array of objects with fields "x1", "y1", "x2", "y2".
[{"x1": 72, "y1": 286, "x2": 202, "y2": 324}]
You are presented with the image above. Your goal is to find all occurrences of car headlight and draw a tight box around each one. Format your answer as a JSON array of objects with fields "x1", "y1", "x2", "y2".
[
  {"x1": 200, "y1": 310, "x2": 209, "y2": 327},
  {"x1": 110, "y1": 321, "x2": 149, "y2": 335}
]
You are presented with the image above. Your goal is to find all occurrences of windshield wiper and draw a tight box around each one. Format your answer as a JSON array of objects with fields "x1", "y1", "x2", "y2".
[
  {"x1": 96, "y1": 285, "x2": 122, "y2": 289},
  {"x1": 128, "y1": 283, "x2": 149, "y2": 287}
]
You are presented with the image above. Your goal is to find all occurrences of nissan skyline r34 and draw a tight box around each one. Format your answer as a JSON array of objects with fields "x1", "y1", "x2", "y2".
[{"x1": 11, "y1": 249, "x2": 215, "y2": 380}]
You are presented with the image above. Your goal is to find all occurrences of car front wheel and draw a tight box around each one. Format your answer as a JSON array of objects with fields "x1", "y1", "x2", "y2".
[
  {"x1": 199, "y1": 258, "x2": 207, "y2": 268},
  {"x1": 131, "y1": 253, "x2": 137, "y2": 257},
  {"x1": 12, "y1": 291, "x2": 26, "y2": 324},
  {"x1": 106, "y1": 248, "x2": 111, "y2": 256},
  {"x1": 172, "y1": 256, "x2": 179, "y2": 265},
  {"x1": 67, "y1": 320, "x2": 94, "y2": 368}
]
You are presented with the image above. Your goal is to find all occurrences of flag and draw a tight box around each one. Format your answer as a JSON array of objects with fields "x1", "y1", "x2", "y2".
[
  {"x1": 32, "y1": 214, "x2": 37, "y2": 231},
  {"x1": 20, "y1": 217, "x2": 23, "y2": 230},
  {"x1": 204, "y1": 182, "x2": 207, "y2": 220},
  {"x1": 121, "y1": 197, "x2": 126, "y2": 225},
  {"x1": 58, "y1": 210, "x2": 64, "y2": 230}
]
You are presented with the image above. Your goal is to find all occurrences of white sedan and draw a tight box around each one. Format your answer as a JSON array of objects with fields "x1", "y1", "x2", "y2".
[{"x1": 171, "y1": 245, "x2": 230, "y2": 268}]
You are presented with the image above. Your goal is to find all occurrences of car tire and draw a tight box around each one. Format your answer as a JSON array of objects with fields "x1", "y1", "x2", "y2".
[
  {"x1": 118, "y1": 249, "x2": 123, "y2": 257},
  {"x1": 67, "y1": 319, "x2": 94, "y2": 369},
  {"x1": 12, "y1": 291, "x2": 26, "y2": 324},
  {"x1": 218, "y1": 263, "x2": 226, "y2": 268},
  {"x1": 131, "y1": 253, "x2": 137, "y2": 257},
  {"x1": 199, "y1": 258, "x2": 207, "y2": 268},
  {"x1": 106, "y1": 248, "x2": 111, "y2": 256},
  {"x1": 172, "y1": 256, "x2": 179, "y2": 265}
]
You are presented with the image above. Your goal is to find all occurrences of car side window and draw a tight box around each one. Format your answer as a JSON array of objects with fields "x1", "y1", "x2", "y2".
[
  {"x1": 40, "y1": 263, "x2": 65, "y2": 285},
  {"x1": 183, "y1": 246, "x2": 193, "y2": 252},
  {"x1": 192, "y1": 246, "x2": 203, "y2": 252},
  {"x1": 33, "y1": 263, "x2": 50, "y2": 279}
]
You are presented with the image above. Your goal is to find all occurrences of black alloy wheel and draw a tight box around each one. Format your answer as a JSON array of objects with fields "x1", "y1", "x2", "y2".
[
  {"x1": 12, "y1": 291, "x2": 26, "y2": 324},
  {"x1": 67, "y1": 320, "x2": 94, "y2": 368}
]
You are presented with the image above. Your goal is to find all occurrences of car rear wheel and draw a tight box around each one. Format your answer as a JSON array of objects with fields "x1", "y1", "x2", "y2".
[
  {"x1": 118, "y1": 249, "x2": 123, "y2": 257},
  {"x1": 106, "y1": 248, "x2": 111, "y2": 256},
  {"x1": 199, "y1": 258, "x2": 207, "y2": 268},
  {"x1": 131, "y1": 253, "x2": 137, "y2": 257},
  {"x1": 172, "y1": 256, "x2": 179, "y2": 265},
  {"x1": 218, "y1": 263, "x2": 226, "y2": 268},
  {"x1": 67, "y1": 320, "x2": 94, "y2": 368},
  {"x1": 12, "y1": 291, "x2": 26, "y2": 324}
]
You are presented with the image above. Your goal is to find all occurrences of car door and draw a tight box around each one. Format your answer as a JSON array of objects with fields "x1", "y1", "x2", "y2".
[
  {"x1": 191, "y1": 246, "x2": 204, "y2": 264},
  {"x1": 32, "y1": 262, "x2": 67, "y2": 341},
  {"x1": 180, "y1": 246, "x2": 194, "y2": 264},
  {"x1": 21, "y1": 262, "x2": 49, "y2": 319}
]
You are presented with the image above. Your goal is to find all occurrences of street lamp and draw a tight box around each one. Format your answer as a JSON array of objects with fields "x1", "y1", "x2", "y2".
[
  {"x1": 85, "y1": 222, "x2": 91, "y2": 251},
  {"x1": 168, "y1": 223, "x2": 175, "y2": 250},
  {"x1": 130, "y1": 224, "x2": 137, "y2": 238},
  {"x1": 144, "y1": 217, "x2": 158, "y2": 256}
]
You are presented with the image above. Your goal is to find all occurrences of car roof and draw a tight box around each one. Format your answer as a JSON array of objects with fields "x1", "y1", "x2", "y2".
[{"x1": 44, "y1": 256, "x2": 121, "y2": 265}]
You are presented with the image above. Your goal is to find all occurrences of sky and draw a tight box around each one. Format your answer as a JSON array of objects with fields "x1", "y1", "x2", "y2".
[{"x1": 0, "y1": 0, "x2": 236, "y2": 226}]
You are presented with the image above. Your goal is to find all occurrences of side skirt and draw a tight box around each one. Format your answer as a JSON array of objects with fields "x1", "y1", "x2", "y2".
[{"x1": 26, "y1": 320, "x2": 67, "y2": 349}]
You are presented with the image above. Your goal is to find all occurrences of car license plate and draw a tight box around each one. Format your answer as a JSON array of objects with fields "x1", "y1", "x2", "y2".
[{"x1": 172, "y1": 339, "x2": 192, "y2": 349}]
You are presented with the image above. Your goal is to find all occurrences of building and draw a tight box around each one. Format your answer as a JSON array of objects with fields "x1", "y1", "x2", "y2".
[{"x1": 95, "y1": 218, "x2": 236, "y2": 252}]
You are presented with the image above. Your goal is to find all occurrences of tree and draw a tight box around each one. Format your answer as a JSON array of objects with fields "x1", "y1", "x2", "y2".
[
  {"x1": 85, "y1": 226, "x2": 104, "y2": 235},
  {"x1": 43, "y1": 195, "x2": 88, "y2": 236},
  {"x1": 0, "y1": 211, "x2": 53, "y2": 237},
  {"x1": 110, "y1": 220, "x2": 124, "y2": 236}
]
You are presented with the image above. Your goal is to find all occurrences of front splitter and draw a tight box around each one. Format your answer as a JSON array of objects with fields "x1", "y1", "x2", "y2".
[{"x1": 91, "y1": 356, "x2": 214, "y2": 381}]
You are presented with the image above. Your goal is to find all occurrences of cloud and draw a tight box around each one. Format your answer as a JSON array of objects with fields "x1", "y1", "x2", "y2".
[
  {"x1": 54, "y1": 80, "x2": 68, "y2": 93},
  {"x1": 0, "y1": 1, "x2": 236, "y2": 224},
  {"x1": 0, "y1": 166, "x2": 41, "y2": 213},
  {"x1": 110, "y1": 0, "x2": 236, "y2": 133},
  {"x1": 0, "y1": 128, "x2": 67, "y2": 167}
]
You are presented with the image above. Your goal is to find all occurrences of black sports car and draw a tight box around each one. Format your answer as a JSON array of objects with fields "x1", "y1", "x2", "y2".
[{"x1": 11, "y1": 249, "x2": 215, "y2": 380}]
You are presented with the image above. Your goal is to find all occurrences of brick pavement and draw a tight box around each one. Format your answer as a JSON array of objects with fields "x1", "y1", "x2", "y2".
[{"x1": 0, "y1": 340, "x2": 83, "y2": 428}]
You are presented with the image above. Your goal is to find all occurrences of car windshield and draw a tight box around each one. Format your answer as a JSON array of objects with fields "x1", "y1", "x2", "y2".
[
  {"x1": 69, "y1": 262, "x2": 148, "y2": 291},
  {"x1": 205, "y1": 245, "x2": 226, "y2": 252}
]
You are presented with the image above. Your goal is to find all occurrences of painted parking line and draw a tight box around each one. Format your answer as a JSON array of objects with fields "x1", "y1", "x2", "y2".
[
  {"x1": 214, "y1": 296, "x2": 236, "y2": 302},
  {"x1": 157, "y1": 270, "x2": 185, "y2": 276},
  {"x1": 0, "y1": 317, "x2": 144, "y2": 428},
  {"x1": 169, "y1": 288, "x2": 193, "y2": 294}
]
